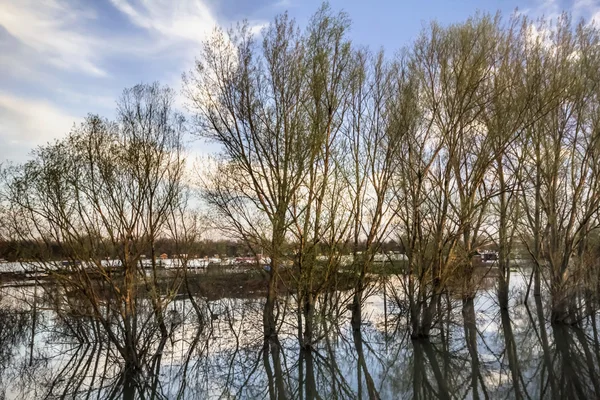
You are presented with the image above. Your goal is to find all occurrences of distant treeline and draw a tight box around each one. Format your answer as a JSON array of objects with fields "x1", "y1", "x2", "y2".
[{"x1": 0, "y1": 238, "x2": 407, "y2": 262}]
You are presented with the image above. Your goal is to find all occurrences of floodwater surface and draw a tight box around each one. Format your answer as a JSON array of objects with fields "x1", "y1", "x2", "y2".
[{"x1": 0, "y1": 269, "x2": 598, "y2": 399}]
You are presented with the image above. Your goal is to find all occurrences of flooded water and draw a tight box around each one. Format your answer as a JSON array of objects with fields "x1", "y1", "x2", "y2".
[{"x1": 0, "y1": 270, "x2": 598, "y2": 399}]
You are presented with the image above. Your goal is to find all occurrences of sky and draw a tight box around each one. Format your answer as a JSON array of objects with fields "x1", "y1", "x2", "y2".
[{"x1": 1, "y1": 0, "x2": 599, "y2": 163}]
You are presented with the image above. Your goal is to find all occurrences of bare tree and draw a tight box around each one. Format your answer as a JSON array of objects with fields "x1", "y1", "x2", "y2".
[
  {"x1": 284, "y1": 6, "x2": 354, "y2": 348},
  {"x1": 481, "y1": 15, "x2": 544, "y2": 309}
]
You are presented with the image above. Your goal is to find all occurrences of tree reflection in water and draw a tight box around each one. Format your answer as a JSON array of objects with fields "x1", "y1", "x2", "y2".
[{"x1": 1, "y1": 272, "x2": 600, "y2": 399}]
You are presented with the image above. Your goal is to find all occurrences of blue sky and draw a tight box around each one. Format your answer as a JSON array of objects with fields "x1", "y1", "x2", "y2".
[{"x1": 0, "y1": 0, "x2": 598, "y2": 163}]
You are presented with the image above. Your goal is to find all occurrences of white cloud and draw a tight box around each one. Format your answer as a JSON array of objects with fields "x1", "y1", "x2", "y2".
[
  {"x1": 0, "y1": 92, "x2": 78, "y2": 161},
  {"x1": 274, "y1": 0, "x2": 293, "y2": 7},
  {"x1": 108, "y1": 0, "x2": 271, "y2": 119},
  {"x1": 109, "y1": 0, "x2": 218, "y2": 43},
  {"x1": 249, "y1": 22, "x2": 269, "y2": 36},
  {"x1": 108, "y1": 0, "x2": 222, "y2": 112},
  {"x1": 574, "y1": 0, "x2": 600, "y2": 27},
  {"x1": 0, "y1": 0, "x2": 106, "y2": 76},
  {"x1": 525, "y1": 0, "x2": 600, "y2": 27},
  {"x1": 109, "y1": 0, "x2": 271, "y2": 55}
]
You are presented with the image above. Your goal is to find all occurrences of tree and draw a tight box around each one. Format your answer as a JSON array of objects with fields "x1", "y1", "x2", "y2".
[
  {"x1": 393, "y1": 14, "x2": 506, "y2": 337},
  {"x1": 518, "y1": 16, "x2": 600, "y2": 322},
  {"x1": 3, "y1": 83, "x2": 191, "y2": 398},
  {"x1": 186, "y1": 5, "x2": 357, "y2": 344},
  {"x1": 344, "y1": 49, "x2": 411, "y2": 330}
]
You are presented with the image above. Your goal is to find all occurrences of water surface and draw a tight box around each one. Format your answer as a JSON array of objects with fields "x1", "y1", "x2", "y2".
[{"x1": 0, "y1": 269, "x2": 598, "y2": 399}]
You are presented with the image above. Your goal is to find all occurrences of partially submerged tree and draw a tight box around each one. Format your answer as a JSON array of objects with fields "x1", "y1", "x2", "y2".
[
  {"x1": 518, "y1": 16, "x2": 600, "y2": 322},
  {"x1": 3, "y1": 83, "x2": 192, "y2": 398},
  {"x1": 392, "y1": 14, "x2": 507, "y2": 338},
  {"x1": 185, "y1": 13, "x2": 311, "y2": 341},
  {"x1": 344, "y1": 49, "x2": 413, "y2": 330},
  {"x1": 188, "y1": 5, "x2": 600, "y2": 340},
  {"x1": 286, "y1": 7, "x2": 354, "y2": 348},
  {"x1": 186, "y1": 5, "x2": 358, "y2": 346}
]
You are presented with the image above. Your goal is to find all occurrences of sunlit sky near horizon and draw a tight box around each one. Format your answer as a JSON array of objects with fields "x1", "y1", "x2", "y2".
[{"x1": 1, "y1": 0, "x2": 598, "y2": 163}]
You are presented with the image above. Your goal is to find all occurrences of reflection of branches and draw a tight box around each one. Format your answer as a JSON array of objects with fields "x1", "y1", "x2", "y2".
[
  {"x1": 353, "y1": 328, "x2": 380, "y2": 399},
  {"x1": 0, "y1": 307, "x2": 30, "y2": 398},
  {"x1": 552, "y1": 322, "x2": 600, "y2": 399},
  {"x1": 462, "y1": 298, "x2": 488, "y2": 400},
  {"x1": 5, "y1": 272, "x2": 600, "y2": 399},
  {"x1": 311, "y1": 347, "x2": 355, "y2": 399}
]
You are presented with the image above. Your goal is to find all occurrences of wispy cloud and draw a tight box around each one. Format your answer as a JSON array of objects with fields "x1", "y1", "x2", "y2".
[
  {"x1": 108, "y1": 0, "x2": 221, "y2": 111},
  {"x1": 535, "y1": 0, "x2": 561, "y2": 18},
  {"x1": 109, "y1": 0, "x2": 218, "y2": 43},
  {"x1": 108, "y1": 0, "x2": 274, "y2": 114},
  {"x1": 0, "y1": 0, "x2": 106, "y2": 77},
  {"x1": 0, "y1": 0, "x2": 275, "y2": 162}
]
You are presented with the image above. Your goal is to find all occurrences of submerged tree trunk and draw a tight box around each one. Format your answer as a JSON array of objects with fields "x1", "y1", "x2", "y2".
[
  {"x1": 264, "y1": 267, "x2": 278, "y2": 341},
  {"x1": 302, "y1": 348, "x2": 317, "y2": 400},
  {"x1": 497, "y1": 155, "x2": 512, "y2": 310},
  {"x1": 302, "y1": 292, "x2": 315, "y2": 348},
  {"x1": 351, "y1": 274, "x2": 366, "y2": 332}
]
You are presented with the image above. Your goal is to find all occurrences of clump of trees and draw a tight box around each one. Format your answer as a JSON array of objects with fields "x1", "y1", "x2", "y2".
[
  {"x1": 186, "y1": 6, "x2": 600, "y2": 342},
  {"x1": 2, "y1": 6, "x2": 600, "y2": 383}
]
